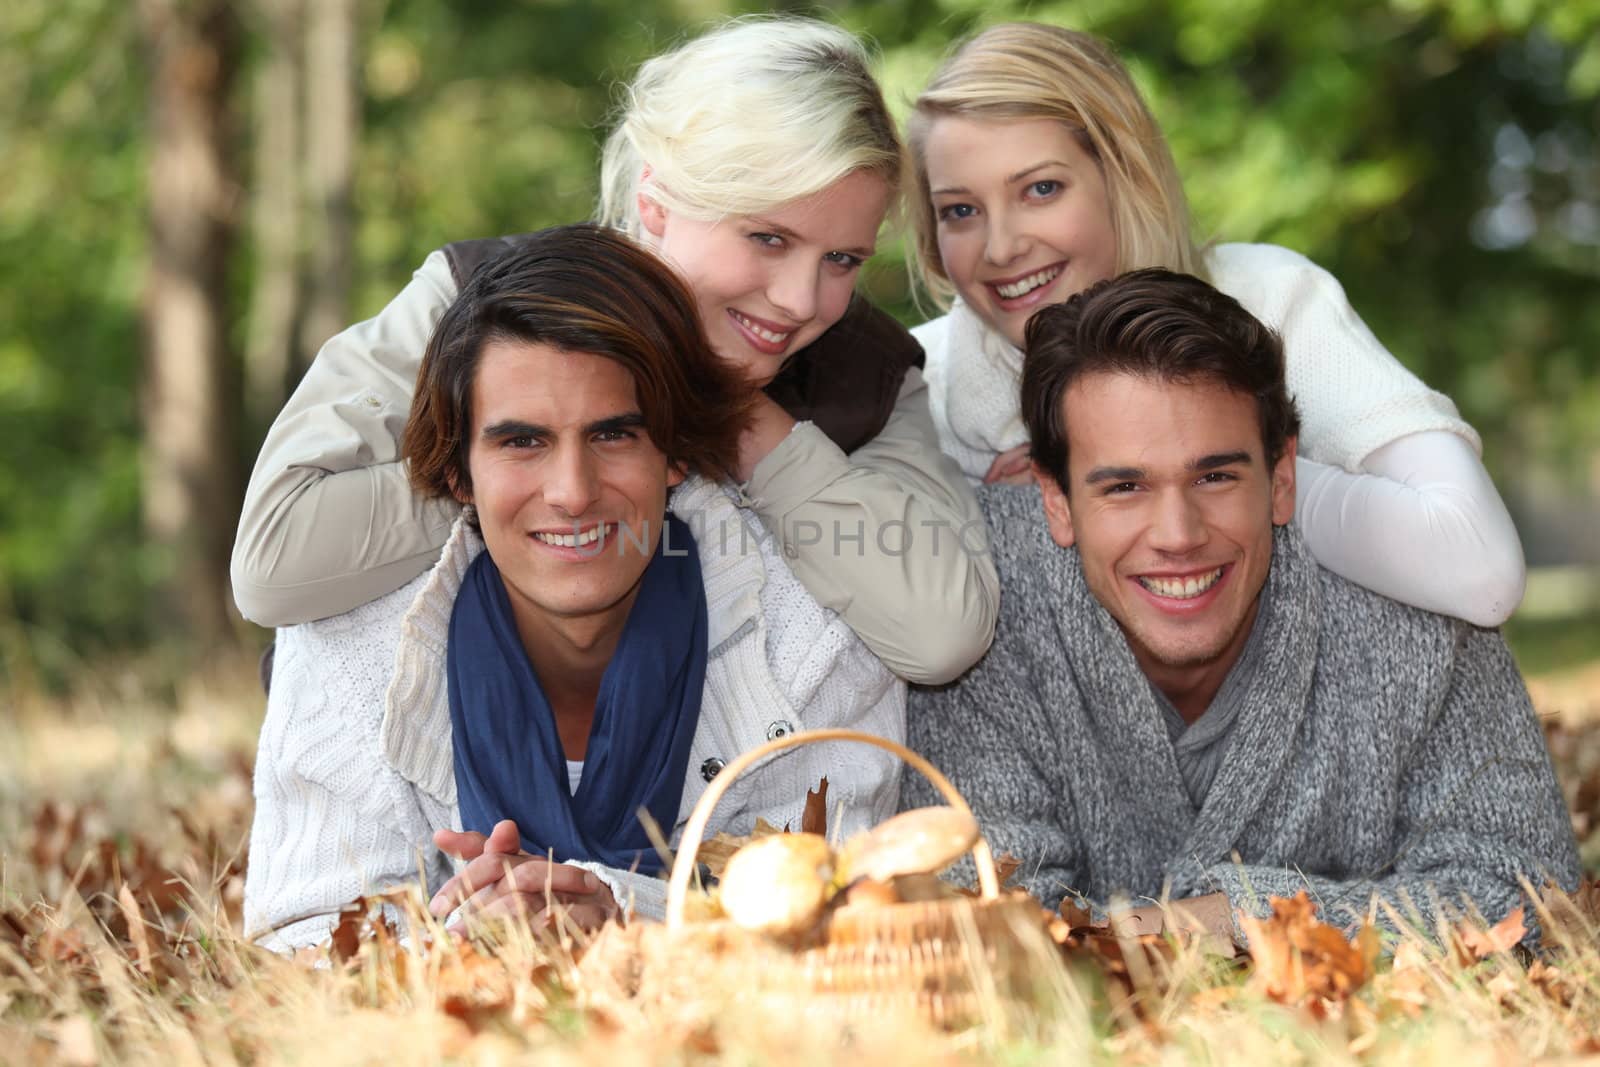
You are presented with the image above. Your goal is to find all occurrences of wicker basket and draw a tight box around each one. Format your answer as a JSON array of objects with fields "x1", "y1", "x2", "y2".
[{"x1": 655, "y1": 728, "x2": 1056, "y2": 1029}]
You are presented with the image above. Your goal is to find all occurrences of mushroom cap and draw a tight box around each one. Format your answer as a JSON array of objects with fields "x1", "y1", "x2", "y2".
[
  {"x1": 837, "y1": 806, "x2": 979, "y2": 884},
  {"x1": 718, "y1": 832, "x2": 834, "y2": 935}
]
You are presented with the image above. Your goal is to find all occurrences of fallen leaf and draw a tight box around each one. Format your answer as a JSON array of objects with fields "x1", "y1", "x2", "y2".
[
  {"x1": 801, "y1": 777, "x2": 828, "y2": 837},
  {"x1": 1239, "y1": 892, "x2": 1374, "y2": 1011},
  {"x1": 1454, "y1": 905, "x2": 1526, "y2": 964},
  {"x1": 117, "y1": 883, "x2": 154, "y2": 976}
]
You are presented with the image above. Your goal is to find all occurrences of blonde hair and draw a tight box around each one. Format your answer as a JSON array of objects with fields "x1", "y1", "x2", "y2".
[
  {"x1": 907, "y1": 22, "x2": 1201, "y2": 307},
  {"x1": 598, "y1": 17, "x2": 904, "y2": 237}
]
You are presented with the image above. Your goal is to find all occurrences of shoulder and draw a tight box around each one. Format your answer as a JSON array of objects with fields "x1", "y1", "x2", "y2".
[
  {"x1": 1312, "y1": 563, "x2": 1462, "y2": 691},
  {"x1": 976, "y1": 483, "x2": 1078, "y2": 607},
  {"x1": 1203, "y1": 242, "x2": 1347, "y2": 314}
]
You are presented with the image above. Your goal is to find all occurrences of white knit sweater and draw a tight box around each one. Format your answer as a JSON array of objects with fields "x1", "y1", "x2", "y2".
[
  {"x1": 243, "y1": 476, "x2": 905, "y2": 951},
  {"x1": 916, "y1": 242, "x2": 1478, "y2": 484}
]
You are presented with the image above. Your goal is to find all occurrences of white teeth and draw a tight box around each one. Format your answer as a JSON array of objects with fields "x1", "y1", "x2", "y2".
[
  {"x1": 731, "y1": 310, "x2": 791, "y2": 345},
  {"x1": 1138, "y1": 567, "x2": 1224, "y2": 599},
  {"x1": 994, "y1": 265, "x2": 1063, "y2": 300},
  {"x1": 533, "y1": 525, "x2": 608, "y2": 548}
]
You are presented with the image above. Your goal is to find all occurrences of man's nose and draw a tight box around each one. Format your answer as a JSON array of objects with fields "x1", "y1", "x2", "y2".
[
  {"x1": 544, "y1": 444, "x2": 600, "y2": 516},
  {"x1": 1147, "y1": 489, "x2": 1208, "y2": 555}
]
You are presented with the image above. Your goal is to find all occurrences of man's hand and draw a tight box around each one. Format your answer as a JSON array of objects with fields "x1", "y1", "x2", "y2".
[
  {"x1": 430, "y1": 819, "x2": 619, "y2": 932},
  {"x1": 983, "y1": 444, "x2": 1033, "y2": 486}
]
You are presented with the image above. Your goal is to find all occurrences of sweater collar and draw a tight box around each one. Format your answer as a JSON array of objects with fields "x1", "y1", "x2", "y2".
[{"x1": 1054, "y1": 524, "x2": 1321, "y2": 873}]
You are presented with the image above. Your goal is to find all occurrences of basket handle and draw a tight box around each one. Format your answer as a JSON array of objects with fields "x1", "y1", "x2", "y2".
[{"x1": 665, "y1": 727, "x2": 1002, "y2": 929}]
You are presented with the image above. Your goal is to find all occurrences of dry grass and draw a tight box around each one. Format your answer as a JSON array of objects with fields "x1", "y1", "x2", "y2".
[{"x1": 2, "y1": 654, "x2": 1599, "y2": 1065}]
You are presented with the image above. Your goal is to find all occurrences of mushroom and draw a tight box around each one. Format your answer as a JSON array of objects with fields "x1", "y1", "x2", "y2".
[
  {"x1": 717, "y1": 832, "x2": 834, "y2": 936},
  {"x1": 836, "y1": 806, "x2": 978, "y2": 884}
]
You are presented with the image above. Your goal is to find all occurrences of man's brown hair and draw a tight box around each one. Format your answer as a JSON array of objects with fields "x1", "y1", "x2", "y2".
[
  {"x1": 403, "y1": 224, "x2": 756, "y2": 501},
  {"x1": 1021, "y1": 268, "x2": 1301, "y2": 493}
]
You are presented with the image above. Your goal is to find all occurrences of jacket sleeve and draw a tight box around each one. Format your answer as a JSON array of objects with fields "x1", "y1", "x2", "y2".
[
  {"x1": 1189, "y1": 625, "x2": 1579, "y2": 941},
  {"x1": 231, "y1": 250, "x2": 462, "y2": 626},
  {"x1": 742, "y1": 367, "x2": 999, "y2": 685}
]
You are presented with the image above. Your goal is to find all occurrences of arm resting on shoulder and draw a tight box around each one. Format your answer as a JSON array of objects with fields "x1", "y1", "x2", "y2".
[
  {"x1": 1295, "y1": 431, "x2": 1526, "y2": 626},
  {"x1": 231, "y1": 251, "x2": 462, "y2": 625},
  {"x1": 743, "y1": 368, "x2": 999, "y2": 684},
  {"x1": 1193, "y1": 627, "x2": 1578, "y2": 940}
]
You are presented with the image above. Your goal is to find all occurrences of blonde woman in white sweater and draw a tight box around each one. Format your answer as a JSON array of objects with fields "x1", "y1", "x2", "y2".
[
  {"x1": 244, "y1": 227, "x2": 904, "y2": 951},
  {"x1": 905, "y1": 22, "x2": 1524, "y2": 626}
]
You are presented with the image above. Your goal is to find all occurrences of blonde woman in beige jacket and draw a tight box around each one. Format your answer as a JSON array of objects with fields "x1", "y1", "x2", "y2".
[{"x1": 232, "y1": 18, "x2": 997, "y2": 684}]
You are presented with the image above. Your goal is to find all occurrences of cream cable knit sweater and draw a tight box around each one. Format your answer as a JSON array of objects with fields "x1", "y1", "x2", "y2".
[{"x1": 244, "y1": 476, "x2": 905, "y2": 951}]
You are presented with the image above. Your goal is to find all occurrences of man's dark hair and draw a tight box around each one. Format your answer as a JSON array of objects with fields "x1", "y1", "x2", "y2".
[
  {"x1": 403, "y1": 224, "x2": 756, "y2": 500},
  {"x1": 1021, "y1": 268, "x2": 1301, "y2": 493}
]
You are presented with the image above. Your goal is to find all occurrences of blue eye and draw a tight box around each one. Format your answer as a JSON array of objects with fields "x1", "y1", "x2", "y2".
[
  {"x1": 750, "y1": 232, "x2": 784, "y2": 248},
  {"x1": 1027, "y1": 179, "x2": 1062, "y2": 198},
  {"x1": 936, "y1": 203, "x2": 976, "y2": 222},
  {"x1": 824, "y1": 251, "x2": 865, "y2": 269}
]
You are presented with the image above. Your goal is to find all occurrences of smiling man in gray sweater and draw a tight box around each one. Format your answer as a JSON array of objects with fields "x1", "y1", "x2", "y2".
[{"x1": 905, "y1": 269, "x2": 1579, "y2": 933}]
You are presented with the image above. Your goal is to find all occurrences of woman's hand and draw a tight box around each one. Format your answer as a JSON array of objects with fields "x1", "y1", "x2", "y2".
[
  {"x1": 430, "y1": 819, "x2": 619, "y2": 932},
  {"x1": 734, "y1": 391, "x2": 799, "y2": 482},
  {"x1": 983, "y1": 444, "x2": 1034, "y2": 486}
]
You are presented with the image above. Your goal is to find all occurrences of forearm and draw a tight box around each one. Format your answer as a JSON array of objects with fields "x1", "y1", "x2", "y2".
[
  {"x1": 233, "y1": 250, "x2": 459, "y2": 624},
  {"x1": 744, "y1": 371, "x2": 999, "y2": 684},
  {"x1": 1294, "y1": 431, "x2": 1526, "y2": 626}
]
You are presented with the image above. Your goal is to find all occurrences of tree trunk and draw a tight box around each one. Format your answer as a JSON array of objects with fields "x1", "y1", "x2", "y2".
[
  {"x1": 245, "y1": 0, "x2": 304, "y2": 425},
  {"x1": 137, "y1": 0, "x2": 243, "y2": 645},
  {"x1": 297, "y1": 0, "x2": 359, "y2": 366}
]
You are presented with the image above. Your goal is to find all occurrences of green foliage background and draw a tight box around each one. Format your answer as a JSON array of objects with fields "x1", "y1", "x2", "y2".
[{"x1": 1, "y1": 0, "x2": 1597, "y2": 675}]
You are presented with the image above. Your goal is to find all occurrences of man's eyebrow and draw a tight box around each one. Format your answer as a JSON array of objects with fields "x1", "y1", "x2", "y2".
[
  {"x1": 1083, "y1": 465, "x2": 1146, "y2": 484},
  {"x1": 587, "y1": 413, "x2": 646, "y2": 435},
  {"x1": 747, "y1": 217, "x2": 875, "y2": 259},
  {"x1": 481, "y1": 419, "x2": 548, "y2": 440},
  {"x1": 1190, "y1": 451, "x2": 1252, "y2": 471}
]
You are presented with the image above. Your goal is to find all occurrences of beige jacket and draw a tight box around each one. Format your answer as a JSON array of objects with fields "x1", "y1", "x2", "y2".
[{"x1": 232, "y1": 249, "x2": 998, "y2": 684}]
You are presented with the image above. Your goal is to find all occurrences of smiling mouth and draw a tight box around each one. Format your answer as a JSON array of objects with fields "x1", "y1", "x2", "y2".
[
  {"x1": 991, "y1": 264, "x2": 1063, "y2": 300},
  {"x1": 729, "y1": 309, "x2": 794, "y2": 347},
  {"x1": 532, "y1": 523, "x2": 613, "y2": 549},
  {"x1": 1137, "y1": 567, "x2": 1224, "y2": 600}
]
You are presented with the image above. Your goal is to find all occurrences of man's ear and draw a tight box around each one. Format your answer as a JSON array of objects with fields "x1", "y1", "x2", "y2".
[
  {"x1": 1033, "y1": 462, "x2": 1076, "y2": 548},
  {"x1": 1270, "y1": 435, "x2": 1297, "y2": 526},
  {"x1": 636, "y1": 166, "x2": 667, "y2": 240},
  {"x1": 666, "y1": 459, "x2": 687, "y2": 489}
]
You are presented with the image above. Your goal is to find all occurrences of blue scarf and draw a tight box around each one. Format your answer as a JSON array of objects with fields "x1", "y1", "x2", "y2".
[{"x1": 446, "y1": 515, "x2": 707, "y2": 875}]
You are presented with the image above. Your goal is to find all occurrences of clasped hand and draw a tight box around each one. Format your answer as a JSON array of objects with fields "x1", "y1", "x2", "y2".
[{"x1": 429, "y1": 819, "x2": 619, "y2": 933}]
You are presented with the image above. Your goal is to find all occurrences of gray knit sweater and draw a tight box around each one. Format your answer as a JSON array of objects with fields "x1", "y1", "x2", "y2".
[{"x1": 905, "y1": 485, "x2": 1579, "y2": 931}]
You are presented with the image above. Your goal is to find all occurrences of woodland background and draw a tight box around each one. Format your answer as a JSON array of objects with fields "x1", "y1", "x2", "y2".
[{"x1": 2, "y1": 0, "x2": 1599, "y2": 691}]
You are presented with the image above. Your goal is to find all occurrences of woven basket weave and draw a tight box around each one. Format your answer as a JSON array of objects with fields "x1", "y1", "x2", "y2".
[{"x1": 659, "y1": 728, "x2": 1053, "y2": 1029}]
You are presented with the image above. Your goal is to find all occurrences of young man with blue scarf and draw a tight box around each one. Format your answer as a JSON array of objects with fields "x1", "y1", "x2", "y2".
[{"x1": 243, "y1": 226, "x2": 905, "y2": 951}]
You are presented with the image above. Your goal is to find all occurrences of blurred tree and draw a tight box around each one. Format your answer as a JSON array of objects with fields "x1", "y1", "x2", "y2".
[{"x1": 136, "y1": 0, "x2": 245, "y2": 647}]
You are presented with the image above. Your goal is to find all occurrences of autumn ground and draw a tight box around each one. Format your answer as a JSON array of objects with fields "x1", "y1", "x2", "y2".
[{"x1": 2, "y1": 643, "x2": 1599, "y2": 1066}]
